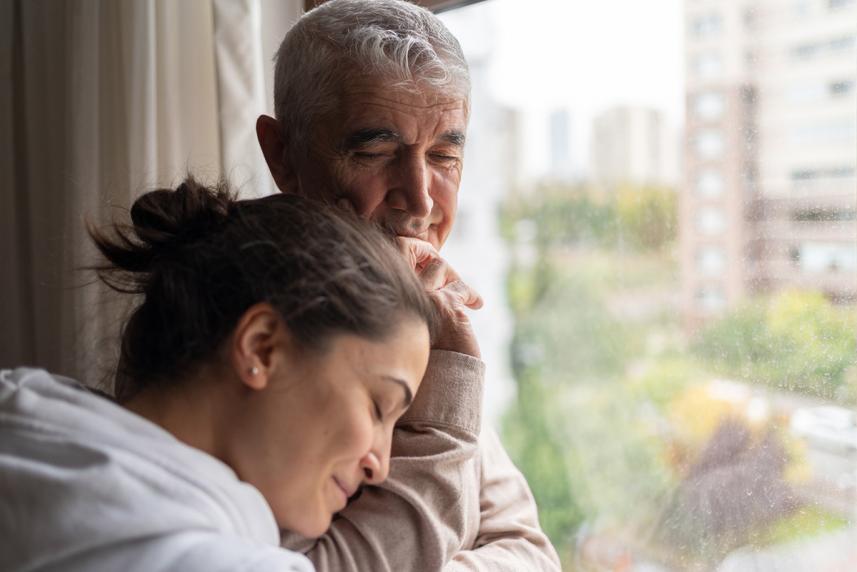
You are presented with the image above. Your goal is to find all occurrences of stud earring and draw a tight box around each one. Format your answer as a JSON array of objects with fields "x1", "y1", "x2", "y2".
[{"x1": 249, "y1": 366, "x2": 259, "y2": 376}]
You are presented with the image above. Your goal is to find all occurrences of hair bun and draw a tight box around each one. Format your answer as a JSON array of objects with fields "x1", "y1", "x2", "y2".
[{"x1": 130, "y1": 178, "x2": 232, "y2": 253}]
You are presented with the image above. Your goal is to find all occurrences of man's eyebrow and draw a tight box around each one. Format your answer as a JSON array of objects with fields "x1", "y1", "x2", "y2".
[
  {"x1": 381, "y1": 376, "x2": 414, "y2": 409},
  {"x1": 342, "y1": 128, "x2": 401, "y2": 149},
  {"x1": 440, "y1": 130, "x2": 466, "y2": 147}
]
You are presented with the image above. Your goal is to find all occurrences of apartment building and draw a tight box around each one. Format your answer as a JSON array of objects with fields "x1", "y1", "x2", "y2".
[
  {"x1": 681, "y1": 0, "x2": 857, "y2": 325},
  {"x1": 590, "y1": 106, "x2": 678, "y2": 189}
]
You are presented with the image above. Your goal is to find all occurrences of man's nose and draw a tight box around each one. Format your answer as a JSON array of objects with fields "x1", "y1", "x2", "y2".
[{"x1": 388, "y1": 154, "x2": 433, "y2": 219}]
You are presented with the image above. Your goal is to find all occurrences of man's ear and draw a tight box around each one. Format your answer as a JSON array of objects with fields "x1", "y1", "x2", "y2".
[
  {"x1": 230, "y1": 302, "x2": 292, "y2": 391},
  {"x1": 257, "y1": 115, "x2": 298, "y2": 193}
]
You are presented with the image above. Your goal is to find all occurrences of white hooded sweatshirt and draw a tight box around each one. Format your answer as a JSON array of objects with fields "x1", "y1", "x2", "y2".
[{"x1": 0, "y1": 368, "x2": 314, "y2": 572}]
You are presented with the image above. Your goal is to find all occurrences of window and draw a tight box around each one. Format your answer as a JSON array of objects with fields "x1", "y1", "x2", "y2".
[
  {"x1": 694, "y1": 92, "x2": 724, "y2": 120},
  {"x1": 696, "y1": 169, "x2": 724, "y2": 196},
  {"x1": 792, "y1": 208, "x2": 857, "y2": 222},
  {"x1": 692, "y1": 13, "x2": 723, "y2": 38},
  {"x1": 829, "y1": 35, "x2": 856, "y2": 51},
  {"x1": 695, "y1": 130, "x2": 724, "y2": 159},
  {"x1": 697, "y1": 246, "x2": 726, "y2": 274},
  {"x1": 798, "y1": 242, "x2": 857, "y2": 272},
  {"x1": 830, "y1": 79, "x2": 855, "y2": 96},
  {"x1": 695, "y1": 285, "x2": 726, "y2": 311},
  {"x1": 697, "y1": 207, "x2": 726, "y2": 235},
  {"x1": 692, "y1": 52, "x2": 723, "y2": 79},
  {"x1": 791, "y1": 166, "x2": 856, "y2": 180},
  {"x1": 791, "y1": 35, "x2": 856, "y2": 60},
  {"x1": 441, "y1": 1, "x2": 857, "y2": 569},
  {"x1": 787, "y1": 81, "x2": 827, "y2": 103},
  {"x1": 790, "y1": 119, "x2": 857, "y2": 146}
]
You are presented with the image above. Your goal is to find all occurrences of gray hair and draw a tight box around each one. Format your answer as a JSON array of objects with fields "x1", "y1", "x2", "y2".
[{"x1": 273, "y1": 0, "x2": 470, "y2": 154}]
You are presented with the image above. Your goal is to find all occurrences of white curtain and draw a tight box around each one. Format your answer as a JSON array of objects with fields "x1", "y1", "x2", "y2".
[{"x1": 0, "y1": 0, "x2": 303, "y2": 385}]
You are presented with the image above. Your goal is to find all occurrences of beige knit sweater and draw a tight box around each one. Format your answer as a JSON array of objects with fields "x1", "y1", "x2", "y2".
[{"x1": 281, "y1": 350, "x2": 561, "y2": 571}]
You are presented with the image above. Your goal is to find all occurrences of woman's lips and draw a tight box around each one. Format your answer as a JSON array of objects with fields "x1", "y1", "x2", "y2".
[{"x1": 332, "y1": 476, "x2": 353, "y2": 507}]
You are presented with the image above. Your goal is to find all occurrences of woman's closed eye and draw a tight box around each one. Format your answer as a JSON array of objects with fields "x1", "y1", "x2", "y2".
[{"x1": 372, "y1": 399, "x2": 384, "y2": 423}]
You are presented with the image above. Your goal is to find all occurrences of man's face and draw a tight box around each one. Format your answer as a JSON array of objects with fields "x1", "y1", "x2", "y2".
[{"x1": 290, "y1": 78, "x2": 468, "y2": 251}]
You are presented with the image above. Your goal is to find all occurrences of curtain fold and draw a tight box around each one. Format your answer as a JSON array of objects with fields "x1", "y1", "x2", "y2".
[{"x1": 0, "y1": 0, "x2": 301, "y2": 385}]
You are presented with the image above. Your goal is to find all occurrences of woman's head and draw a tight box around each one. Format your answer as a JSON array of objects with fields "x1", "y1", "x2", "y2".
[{"x1": 90, "y1": 177, "x2": 436, "y2": 536}]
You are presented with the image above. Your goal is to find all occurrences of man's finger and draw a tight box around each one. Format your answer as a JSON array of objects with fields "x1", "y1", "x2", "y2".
[
  {"x1": 442, "y1": 280, "x2": 483, "y2": 310},
  {"x1": 395, "y1": 237, "x2": 439, "y2": 270},
  {"x1": 420, "y1": 259, "x2": 451, "y2": 290}
]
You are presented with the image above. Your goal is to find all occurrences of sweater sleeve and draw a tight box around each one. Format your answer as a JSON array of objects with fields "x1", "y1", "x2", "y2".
[
  {"x1": 443, "y1": 428, "x2": 562, "y2": 572},
  {"x1": 281, "y1": 350, "x2": 485, "y2": 572}
]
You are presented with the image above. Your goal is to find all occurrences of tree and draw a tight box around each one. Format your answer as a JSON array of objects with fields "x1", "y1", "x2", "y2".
[
  {"x1": 614, "y1": 186, "x2": 677, "y2": 252},
  {"x1": 692, "y1": 290, "x2": 857, "y2": 399}
]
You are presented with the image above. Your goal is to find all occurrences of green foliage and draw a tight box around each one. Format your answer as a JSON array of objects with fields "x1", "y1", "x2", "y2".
[
  {"x1": 751, "y1": 506, "x2": 849, "y2": 547},
  {"x1": 629, "y1": 355, "x2": 704, "y2": 410},
  {"x1": 502, "y1": 184, "x2": 678, "y2": 253},
  {"x1": 614, "y1": 186, "x2": 678, "y2": 251},
  {"x1": 502, "y1": 186, "x2": 615, "y2": 249},
  {"x1": 502, "y1": 375, "x2": 584, "y2": 553},
  {"x1": 692, "y1": 290, "x2": 857, "y2": 399},
  {"x1": 557, "y1": 385, "x2": 676, "y2": 526},
  {"x1": 513, "y1": 270, "x2": 635, "y2": 384}
]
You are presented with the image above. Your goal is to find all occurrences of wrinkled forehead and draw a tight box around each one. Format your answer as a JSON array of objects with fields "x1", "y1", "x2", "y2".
[{"x1": 324, "y1": 73, "x2": 470, "y2": 138}]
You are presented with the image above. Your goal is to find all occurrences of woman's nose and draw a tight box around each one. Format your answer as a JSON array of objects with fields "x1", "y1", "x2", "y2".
[{"x1": 359, "y1": 447, "x2": 390, "y2": 485}]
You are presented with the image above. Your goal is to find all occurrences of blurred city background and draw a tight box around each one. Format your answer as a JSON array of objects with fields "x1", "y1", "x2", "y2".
[{"x1": 439, "y1": 0, "x2": 857, "y2": 570}]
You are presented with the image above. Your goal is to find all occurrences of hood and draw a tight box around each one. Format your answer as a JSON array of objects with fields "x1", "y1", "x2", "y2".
[{"x1": 0, "y1": 368, "x2": 296, "y2": 571}]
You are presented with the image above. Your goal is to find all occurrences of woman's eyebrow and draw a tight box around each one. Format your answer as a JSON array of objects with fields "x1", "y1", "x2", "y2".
[{"x1": 380, "y1": 375, "x2": 413, "y2": 409}]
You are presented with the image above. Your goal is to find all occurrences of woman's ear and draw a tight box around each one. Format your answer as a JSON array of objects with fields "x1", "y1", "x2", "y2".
[
  {"x1": 230, "y1": 302, "x2": 291, "y2": 391},
  {"x1": 256, "y1": 115, "x2": 299, "y2": 193}
]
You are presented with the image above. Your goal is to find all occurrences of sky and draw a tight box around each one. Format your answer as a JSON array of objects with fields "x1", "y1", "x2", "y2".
[{"x1": 441, "y1": 0, "x2": 685, "y2": 180}]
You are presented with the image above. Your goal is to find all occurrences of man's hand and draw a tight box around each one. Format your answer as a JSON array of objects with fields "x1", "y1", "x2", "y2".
[{"x1": 396, "y1": 237, "x2": 483, "y2": 358}]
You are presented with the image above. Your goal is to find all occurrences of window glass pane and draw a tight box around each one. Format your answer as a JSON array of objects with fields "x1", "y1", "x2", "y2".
[
  {"x1": 697, "y1": 207, "x2": 726, "y2": 234},
  {"x1": 697, "y1": 246, "x2": 726, "y2": 274},
  {"x1": 798, "y1": 242, "x2": 857, "y2": 273},
  {"x1": 695, "y1": 130, "x2": 724, "y2": 158},
  {"x1": 697, "y1": 169, "x2": 724, "y2": 196},
  {"x1": 694, "y1": 92, "x2": 724, "y2": 120},
  {"x1": 440, "y1": 1, "x2": 857, "y2": 569},
  {"x1": 692, "y1": 52, "x2": 722, "y2": 79}
]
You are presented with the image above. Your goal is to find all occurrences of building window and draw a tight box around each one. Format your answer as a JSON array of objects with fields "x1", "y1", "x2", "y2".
[
  {"x1": 791, "y1": 35, "x2": 856, "y2": 60},
  {"x1": 792, "y1": 208, "x2": 857, "y2": 222},
  {"x1": 697, "y1": 207, "x2": 726, "y2": 235},
  {"x1": 696, "y1": 169, "x2": 724, "y2": 196},
  {"x1": 829, "y1": 35, "x2": 856, "y2": 51},
  {"x1": 790, "y1": 119, "x2": 857, "y2": 146},
  {"x1": 695, "y1": 130, "x2": 724, "y2": 159},
  {"x1": 695, "y1": 285, "x2": 726, "y2": 311},
  {"x1": 830, "y1": 80, "x2": 855, "y2": 96},
  {"x1": 697, "y1": 247, "x2": 726, "y2": 275},
  {"x1": 791, "y1": 166, "x2": 857, "y2": 180},
  {"x1": 787, "y1": 81, "x2": 827, "y2": 103},
  {"x1": 694, "y1": 92, "x2": 725, "y2": 120},
  {"x1": 692, "y1": 52, "x2": 723, "y2": 79},
  {"x1": 691, "y1": 13, "x2": 723, "y2": 37},
  {"x1": 798, "y1": 242, "x2": 857, "y2": 273}
]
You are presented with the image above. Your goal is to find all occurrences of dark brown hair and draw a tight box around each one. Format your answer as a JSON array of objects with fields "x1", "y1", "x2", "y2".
[{"x1": 89, "y1": 177, "x2": 436, "y2": 402}]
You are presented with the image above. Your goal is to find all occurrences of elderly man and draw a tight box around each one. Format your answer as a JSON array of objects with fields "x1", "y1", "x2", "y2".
[{"x1": 256, "y1": 1, "x2": 560, "y2": 570}]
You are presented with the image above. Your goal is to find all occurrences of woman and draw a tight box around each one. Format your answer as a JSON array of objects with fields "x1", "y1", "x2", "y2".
[{"x1": 0, "y1": 178, "x2": 437, "y2": 571}]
